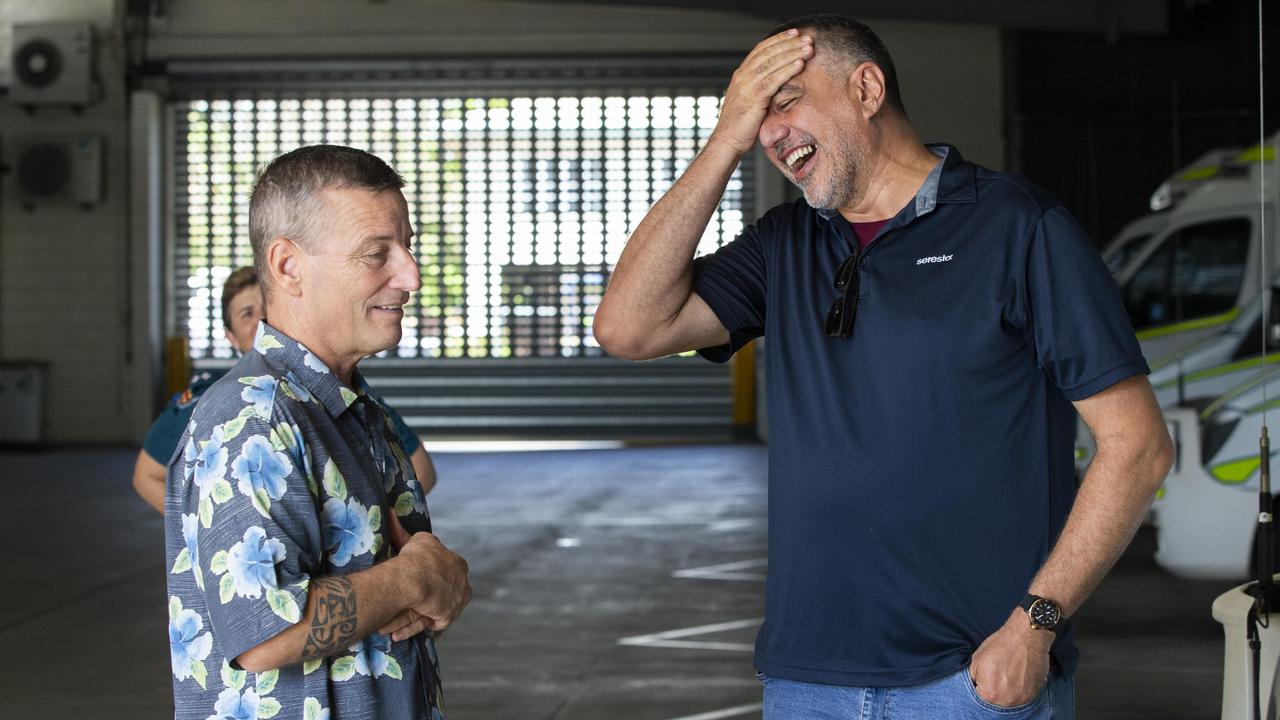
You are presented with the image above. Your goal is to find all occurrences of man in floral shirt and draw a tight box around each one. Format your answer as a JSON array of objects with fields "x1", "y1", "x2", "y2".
[{"x1": 165, "y1": 145, "x2": 470, "y2": 720}]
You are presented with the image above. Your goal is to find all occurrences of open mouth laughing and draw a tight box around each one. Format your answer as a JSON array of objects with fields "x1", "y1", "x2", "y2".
[{"x1": 782, "y1": 143, "x2": 817, "y2": 179}]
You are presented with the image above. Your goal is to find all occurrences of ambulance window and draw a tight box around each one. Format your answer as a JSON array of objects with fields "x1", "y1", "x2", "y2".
[
  {"x1": 1104, "y1": 233, "x2": 1152, "y2": 276},
  {"x1": 1123, "y1": 241, "x2": 1174, "y2": 328},
  {"x1": 1230, "y1": 289, "x2": 1280, "y2": 359},
  {"x1": 1121, "y1": 218, "x2": 1250, "y2": 330}
]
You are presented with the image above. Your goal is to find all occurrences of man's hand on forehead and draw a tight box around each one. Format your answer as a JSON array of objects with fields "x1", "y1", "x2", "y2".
[{"x1": 706, "y1": 29, "x2": 813, "y2": 157}]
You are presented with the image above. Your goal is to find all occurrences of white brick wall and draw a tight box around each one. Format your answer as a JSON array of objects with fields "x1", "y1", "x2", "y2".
[{"x1": 0, "y1": 0, "x2": 136, "y2": 442}]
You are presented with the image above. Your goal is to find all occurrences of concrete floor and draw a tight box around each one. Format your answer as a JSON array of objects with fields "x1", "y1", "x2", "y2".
[{"x1": 0, "y1": 445, "x2": 1226, "y2": 719}]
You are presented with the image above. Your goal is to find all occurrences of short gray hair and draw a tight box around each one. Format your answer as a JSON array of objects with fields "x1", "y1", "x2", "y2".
[
  {"x1": 769, "y1": 14, "x2": 907, "y2": 117},
  {"x1": 249, "y1": 144, "x2": 405, "y2": 297}
]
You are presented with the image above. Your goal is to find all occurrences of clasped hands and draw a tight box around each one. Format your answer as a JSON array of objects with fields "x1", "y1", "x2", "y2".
[{"x1": 379, "y1": 512, "x2": 472, "y2": 642}]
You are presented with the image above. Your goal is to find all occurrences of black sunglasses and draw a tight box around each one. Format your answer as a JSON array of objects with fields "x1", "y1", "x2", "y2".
[{"x1": 824, "y1": 252, "x2": 860, "y2": 338}]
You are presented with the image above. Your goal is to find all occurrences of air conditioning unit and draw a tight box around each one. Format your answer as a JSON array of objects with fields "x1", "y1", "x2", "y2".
[
  {"x1": 10, "y1": 22, "x2": 95, "y2": 106},
  {"x1": 12, "y1": 135, "x2": 105, "y2": 207}
]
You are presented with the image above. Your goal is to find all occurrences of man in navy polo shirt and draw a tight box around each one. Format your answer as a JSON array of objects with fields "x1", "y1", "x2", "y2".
[{"x1": 594, "y1": 14, "x2": 1173, "y2": 719}]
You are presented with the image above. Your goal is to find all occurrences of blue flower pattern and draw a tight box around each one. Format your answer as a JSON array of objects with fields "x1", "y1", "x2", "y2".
[
  {"x1": 182, "y1": 513, "x2": 203, "y2": 588},
  {"x1": 225, "y1": 526, "x2": 286, "y2": 599},
  {"x1": 240, "y1": 376, "x2": 277, "y2": 417},
  {"x1": 353, "y1": 634, "x2": 393, "y2": 678},
  {"x1": 207, "y1": 687, "x2": 259, "y2": 720},
  {"x1": 165, "y1": 321, "x2": 443, "y2": 719},
  {"x1": 169, "y1": 603, "x2": 212, "y2": 681},
  {"x1": 322, "y1": 497, "x2": 376, "y2": 567},
  {"x1": 231, "y1": 435, "x2": 292, "y2": 507},
  {"x1": 191, "y1": 427, "x2": 229, "y2": 499},
  {"x1": 282, "y1": 370, "x2": 315, "y2": 403}
]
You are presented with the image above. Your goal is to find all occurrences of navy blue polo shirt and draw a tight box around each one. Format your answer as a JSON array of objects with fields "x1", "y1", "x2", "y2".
[{"x1": 692, "y1": 145, "x2": 1147, "y2": 687}]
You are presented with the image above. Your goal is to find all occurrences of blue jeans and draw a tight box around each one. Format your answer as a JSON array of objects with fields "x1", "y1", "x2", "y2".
[{"x1": 759, "y1": 666, "x2": 1075, "y2": 719}]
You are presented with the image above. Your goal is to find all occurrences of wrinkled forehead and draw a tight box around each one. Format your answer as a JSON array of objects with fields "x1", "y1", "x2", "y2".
[{"x1": 775, "y1": 59, "x2": 839, "y2": 101}]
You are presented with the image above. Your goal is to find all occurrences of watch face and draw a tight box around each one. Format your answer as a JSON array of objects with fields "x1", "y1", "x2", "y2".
[{"x1": 1030, "y1": 599, "x2": 1061, "y2": 628}]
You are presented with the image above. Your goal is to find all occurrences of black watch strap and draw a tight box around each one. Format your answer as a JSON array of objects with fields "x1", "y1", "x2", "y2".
[{"x1": 1020, "y1": 593, "x2": 1064, "y2": 632}]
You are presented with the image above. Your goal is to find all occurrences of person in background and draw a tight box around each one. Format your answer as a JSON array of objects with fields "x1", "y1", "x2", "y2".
[{"x1": 131, "y1": 266, "x2": 436, "y2": 513}]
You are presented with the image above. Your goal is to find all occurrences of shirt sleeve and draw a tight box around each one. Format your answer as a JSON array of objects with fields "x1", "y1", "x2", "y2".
[
  {"x1": 142, "y1": 397, "x2": 192, "y2": 465},
  {"x1": 690, "y1": 219, "x2": 769, "y2": 364},
  {"x1": 1023, "y1": 205, "x2": 1150, "y2": 401},
  {"x1": 181, "y1": 389, "x2": 322, "y2": 664}
]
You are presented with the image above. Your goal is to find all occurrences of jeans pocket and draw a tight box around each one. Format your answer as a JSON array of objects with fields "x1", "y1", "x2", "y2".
[{"x1": 962, "y1": 666, "x2": 1045, "y2": 716}]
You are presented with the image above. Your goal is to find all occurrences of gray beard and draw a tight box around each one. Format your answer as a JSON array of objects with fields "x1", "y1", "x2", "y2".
[
  {"x1": 795, "y1": 136, "x2": 865, "y2": 211},
  {"x1": 798, "y1": 166, "x2": 860, "y2": 211}
]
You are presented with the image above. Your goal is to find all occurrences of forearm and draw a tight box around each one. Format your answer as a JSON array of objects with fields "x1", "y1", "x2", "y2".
[
  {"x1": 410, "y1": 446, "x2": 436, "y2": 495},
  {"x1": 235, "y1": 556, "x2": 416, "y2": 673},
  {"x1": 596, "y1": 138, "x2": 743, "y2": 341},
  {"x1": 1027, "y1": 429, "x2": 1171, "y2": 616},
  {"x1": 132, "y1": 451, "x2": 167, "y2": 513}
]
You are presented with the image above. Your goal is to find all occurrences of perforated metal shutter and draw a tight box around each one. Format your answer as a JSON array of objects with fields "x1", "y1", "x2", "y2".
[{"x1": 169, "y1": 58, "x2": 754, "y2": 439}]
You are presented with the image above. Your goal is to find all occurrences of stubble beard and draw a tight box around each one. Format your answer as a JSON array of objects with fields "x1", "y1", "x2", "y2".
[{"x1": 796, "y1": 132, "x2": 867, "y2": 211}]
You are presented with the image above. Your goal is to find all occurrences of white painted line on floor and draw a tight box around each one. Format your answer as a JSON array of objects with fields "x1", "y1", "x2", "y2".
[
  {"x1": 708, "y1": 518, "x2": 758, "y2": 532},
  {"x1": 617, "y1": 617, "x2": 761, "y2": 653},
  {"x1": 673, "y1": 558, "x2": 767, "y2": 582},
  {"x1": 624, "y1": 638, "x2": 756, "y2": 651},
  {"x1": 666, "y1": 702, "x2": 764, "y2": 720}
]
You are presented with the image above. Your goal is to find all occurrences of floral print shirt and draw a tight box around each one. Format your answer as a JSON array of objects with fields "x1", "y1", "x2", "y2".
[{"x1": 164, "y1": 322, "x2": 444, "y2": 720}]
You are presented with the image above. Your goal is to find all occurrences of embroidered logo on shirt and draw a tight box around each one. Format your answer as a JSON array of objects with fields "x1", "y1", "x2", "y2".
[{"x1": 916, "y1": 254, "x2": 954, "y2": 265}]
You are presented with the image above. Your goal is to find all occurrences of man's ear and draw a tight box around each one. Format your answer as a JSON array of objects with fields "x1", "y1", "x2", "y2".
[
  {"x1": 847, "y1": 61, "x2": 887, "y2": 118},
  {"x1": 266, "y1": 237, "x2": 305, "y2": 298}
]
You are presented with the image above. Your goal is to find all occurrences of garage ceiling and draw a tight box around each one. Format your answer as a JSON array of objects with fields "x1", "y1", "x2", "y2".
[{"x1": 511, "y1": 0, "x2": 1171, "y2": 35}]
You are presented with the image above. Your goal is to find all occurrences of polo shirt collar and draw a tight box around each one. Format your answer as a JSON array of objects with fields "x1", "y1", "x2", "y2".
[
  {"x1": 252, "y1": 321, "x2": 364, "y2": 418},
  {"x1": 815, "y1": 142, "x2": 977, "y2": 224}
]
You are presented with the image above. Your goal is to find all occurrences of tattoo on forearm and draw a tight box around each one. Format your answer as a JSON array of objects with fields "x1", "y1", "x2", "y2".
[{"x1": 301, "y1": 577, "x2": 358, "y2": 660}]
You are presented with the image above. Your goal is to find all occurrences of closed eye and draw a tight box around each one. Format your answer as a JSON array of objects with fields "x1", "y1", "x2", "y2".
[{"x1": 773, "y1": 84, "x2": 803, "y2": 112}]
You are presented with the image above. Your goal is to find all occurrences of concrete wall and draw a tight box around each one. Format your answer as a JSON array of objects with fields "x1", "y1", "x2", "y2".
[{"x1": 0, "y1": 0, "x2": 1003, "y2": 443}]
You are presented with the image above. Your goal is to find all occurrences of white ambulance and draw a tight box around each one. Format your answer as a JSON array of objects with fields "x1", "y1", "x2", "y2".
[
  {"x1": 1122, "y1": 136, "x2": 1278, "y2": 580},
  {"x1": 1074, "y1": 137, "x2": 1276, "y2": 477}
]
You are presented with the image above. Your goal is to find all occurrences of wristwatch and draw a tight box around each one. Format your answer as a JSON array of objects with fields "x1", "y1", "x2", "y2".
[{"x1": 1019, "y1": 593, "x2": 1063, "y2": 632}]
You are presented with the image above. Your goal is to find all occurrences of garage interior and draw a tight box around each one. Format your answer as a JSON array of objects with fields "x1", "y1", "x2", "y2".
[{"x1": 0, "y1": 1, "x2": 1274, "y2": 718}]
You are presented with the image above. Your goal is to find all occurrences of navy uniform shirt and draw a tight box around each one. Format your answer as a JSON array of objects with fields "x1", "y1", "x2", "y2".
[
  {"x1": 164, "y1": 322, "x2": 445, "y2": 719},
  {"x1": 692, "y1": 145, "x2": 1147, "y2": 687},
  {"x1": 143, "y1": 371, "x2": 223, "y2": 464}
]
